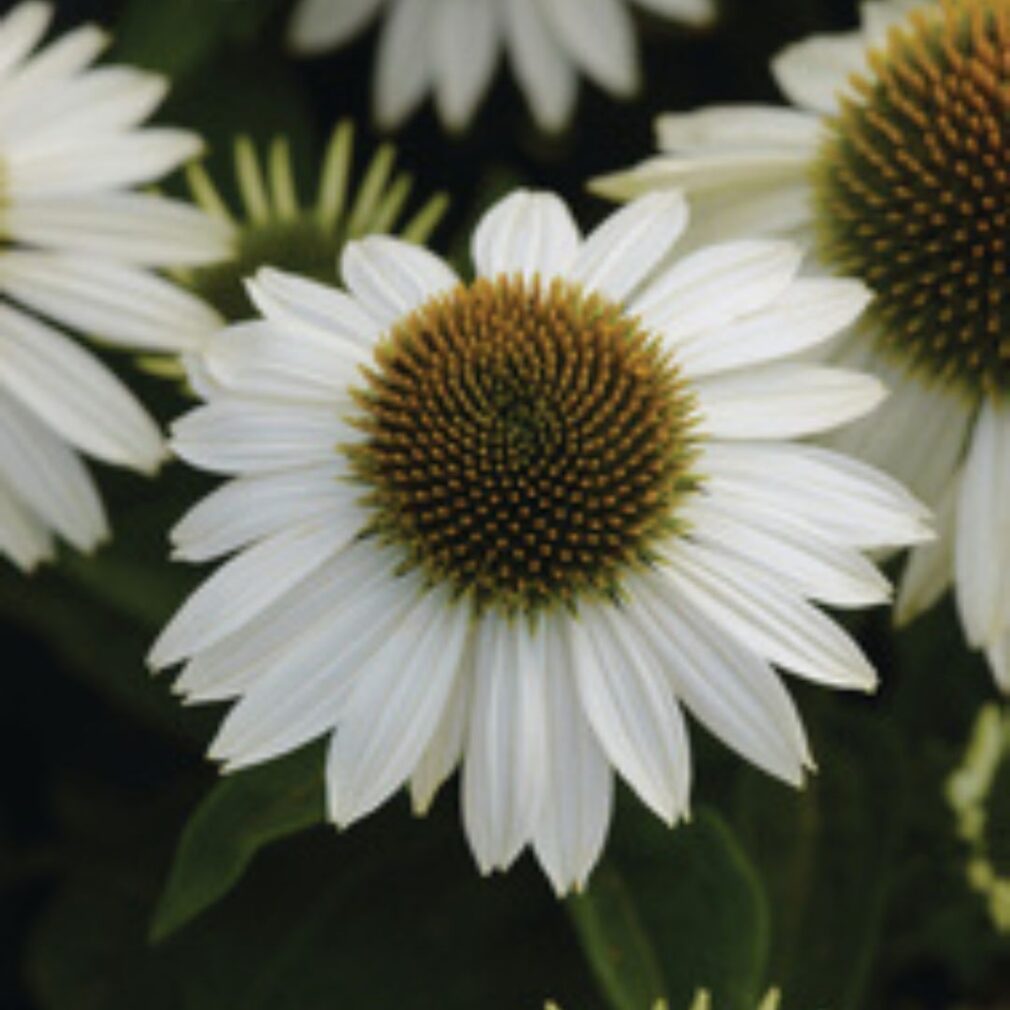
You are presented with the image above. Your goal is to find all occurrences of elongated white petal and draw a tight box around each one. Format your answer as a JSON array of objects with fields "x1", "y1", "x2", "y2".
[
  {"x1": 209, "y1": 565, "x2": 427, "y2": 769},
  {"x1": 693, "y1": 364, "x2": 886, "y2": 440},
  {"x1": 432, "y1": 0, "x2": 499, "y2": 131},
  {"x1": 287, "y1": 0, "x2": 385, "y2": 53},
  {"x1": 541, "y1": 0, "x2": 638, "y2": 96},
  {"x1": 0, "y1": 476, "x2": 53, "y2": 570},
  {"x1": 203, "y1": 321, "x2": 363, "y2": 402},
  {"x1": 569, "y1": 190, "x2": 689, "y2": 303},
  {"x1": 676, "y1": 279, "x2": 871, "y2": 379},
  {"x1": 463, "y1": 614, "x2": 548, "y2": 872},
  {"x1": 0, "y1": 303, "x2": 163, "y2": 470},
  {"x1": 771, "y1": 32, "x2": 867, "y2": 114},
  {"x1": 634, "y1": 0, "x2": 715, "y2": 23},
  {"x1": 247, "y1": 267, "x2": 381, "y2": 350},
  {"x1": 0, "y1": 4, "x2": 52, "y2": 82},
  {"x1": 472, "y1": 190, "x2": 580, "y2": 281},
  {"x1": 341, "y1": 235, "x2": 458, "y2": 328},
  {"x1": 656, "y1": 104, "x2": 822, "y2": 154},
  {"x1": 571, "y1": 601, "x2": 690, "y2": 823},
  {"x1": 327, "y1": 586, "x2": 470, "y2": 825},
  {"x1": 171, "y1": 400, "x2": 356, "y2": 475},
  {"x1": 896, "y1": 475, "x2": 956, "y2": 627},
  {"x1": 503, "y1": 0, "x2": 578, "y2": 131},
  {"x1": 171, "y1": 465, "x2": 358, "y2": 562},
  {"x1": 0, "y1": 251, "x2": 221, "y2": 351},
  {"x1": 699, "y1": 440, "x2": 931, "y2": 549},
  {"x1": 149, "y1": 519, "x2": 356, "y2": 668},
  {"x1": 632, "y1": 239, "x2": 802, "y2": 340},
  {"x1": 1, "y1": 193, "x2": 232, "y2": 266},
  {"x1": 682, "y1": 491, "x2": 890, "y2": 607},
  {"x1": 0, "y1": 390, "x2": 106, "y2": 552},
  {"x1": 626, "y1": 569, "x2": 811, "y2": 785},
  {"x1": 956, "y1": 403, "x2": 1010, "y2": 648},
  {"x1": 374, "y1": 0, "x2": 436, "y2": 128},
  {"x1": 660, "y1": 538, "x2": 878, "y2": 690},
  {"x1": 532, "y1": 618, "x2": 613, "y2": 894}
]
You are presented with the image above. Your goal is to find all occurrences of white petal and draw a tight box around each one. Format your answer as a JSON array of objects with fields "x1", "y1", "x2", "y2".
[
  {"x1": 149, "y1": 519, "x2": 356, "y2": 669},
  {"x1": 0, "y1": 252, "x2": 221, "y2": 352},
  {"x1": 247, "y1": 267, "x2": 381, "y2": 351},
  {"x1": 570, "y1": 601, "x2": 690, "y2": 823},
  {"x1": 632, "y1": 239, "x2": 802, "y2": 341},
  {"x1": 463, "y1": 613, "x2": 548, "y2": 872},
  {"x1": 956, "y1": 403, "x2": 1010, "y2": 648},
  {"x1": 532, "y1": 618, "x2": 613, "y2": 894},
  {"x1": 698, "y1": 440, "x2": 931, "y2": 550},
  {"x1": 625, "y1": 568, "x2": 811, "y2": 785},
  {"x1": 656, "y1": 104, "x2": 822, "y2": 154},
  {"x1": 682, "y1": 490, "x2": 890, "y2": 607},
  {"x1": 676, "y1": 278, "x2": 871, "y2": 379},
  {"x1": 287, "y1": 0, "x2": 385, "y2": 53},
  {"x1": 896, "y1": 474, "x2": 956, "y2": 627},
  {"x1": 2, "y1": 193, "x2": 232, "y2": 267},
  {"x1": 0, "y1": 4, "x2": 52, "y2": 81},
  {"x1": 326, "y1": 586, "x2": 470, "y2": 825},
  {"x1": 374, "y1": 0, "x2": 436, "y2": 128},
  {"x1": 171, "y1": 464, "x2": 357, "y2": 562},
  {"x1": 0, "y1": 390, "x2": 106, "y2": 552},
  {"x1": 503, "y1": 0, "x2": 579, "y2": 132},
  {"x1": 341, "y1": 235, "x2": 458, "y2": 328},
  {"x1": 0, "y1": 303, "x2": 163, "y2": 471},
  {"x1": 693, "y1": 364, "x2": 886, "y2": 440},
  {"x1": 633, "y1": 0, "x2": 716, "y2": 24},
  {"x1": 5, "y1": 130, "x2": 203, "y2": 197},
  {"x1": 771, "y1": 31, "x2": 867, "y2": 114},
  {"x1": 569, "y1": 191, "x2": 689, "y2": 303},
  {"x1": 432, "y1": 0, "x2": 500, "y2": 131},
  {"x1": 471, "y1": 190, "x2": 580, "y2": 281},
  {"x1": 209, "y1": 562, "x2": 427, "y2": 769},
  {"x1": 202, "y1": 320, "x2": 363, "y2": 402},
  {"x1": 540, "y1": 0, "x2": 638, "y2": 96},
  {"x1": 170, "y1": 400, "x2": 356, "y2": 476},
  {"x1": 0, "y1": 476, "x2": 53, "y2": 570},
  {"x1": 659, "y1": 537, "x2": 878, "y2": 691}
]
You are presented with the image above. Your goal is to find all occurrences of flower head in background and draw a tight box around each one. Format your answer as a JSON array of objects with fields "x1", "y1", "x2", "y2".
[
  {"x1": 594, "y1": 0, "x2": 1010, "y2": 690},
  {"x1": 0, "y1": 1, "x2": 227, "y2": 571},
  {"x1": 150, "y1": 189, "x2": 928, "y2": 893},
  {"x1": 947, "y1": 704, "x2": 1010, "y2": 933},
  {"x1": 178, "y1": 121, "x2": 448, "y2": 326},
  {"x1": 286, "y1": 0, "x2": 717, "y2": 133}
]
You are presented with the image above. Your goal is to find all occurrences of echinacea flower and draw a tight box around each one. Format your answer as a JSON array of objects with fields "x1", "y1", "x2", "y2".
[
  {"x1": 179, "y1": 122, "x2": 448, "y2": 325},
  {"x1": 594, "y1": 0, "x2": 1010, "y2": 690},
  {"x1": 286, "y1": 0, "x2": 717, "y2": 133},
  {"x1": 0, "y1": 2, "x2": 227, "y2": 570},
  {"x1": 150, "y1": 189, "x2": 928, "y2": 893}
]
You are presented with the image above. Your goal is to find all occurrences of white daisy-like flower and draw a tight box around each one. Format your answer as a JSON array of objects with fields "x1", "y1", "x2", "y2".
[
  {"x1": 286, "y1": 0, "x2": 717, "y2": 133},
  {"x1": 150, "y1": 188, "x2": 929, "y2": 893},
  {"x1": 0, "y1": 2, "x2": 227, "y2": 570},
  {"x1": 594, "y1": 0, "x2": 1010, "y2": 690}
]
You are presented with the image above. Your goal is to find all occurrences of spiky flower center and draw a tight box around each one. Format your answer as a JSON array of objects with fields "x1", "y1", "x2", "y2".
[
  {"x1": 814, "y1": 0, "x2": 1010, "y2": 396},
  {"x1": 348, "y1": 275, "x2": 699, "y2": 615}
]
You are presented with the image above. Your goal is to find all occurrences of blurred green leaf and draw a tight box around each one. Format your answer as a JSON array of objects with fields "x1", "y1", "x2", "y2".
[
  {"x1": 572, "y1": 806, "x2": 770, "y2": 1010},
  {"x1": 151, "y1": 744, "x2": 325, "y2": 942}
]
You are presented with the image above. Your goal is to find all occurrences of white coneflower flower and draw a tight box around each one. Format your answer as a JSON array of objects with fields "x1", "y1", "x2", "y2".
[
  {"x1": 0, "y1": 1, "x2": 227, "y2": 570},
  {"x1": 178, "y1": 121, "x2": 449, "y2": 325},
  {"x1": 150, "y1": 189, "x2": 928, "y2": 893},
  {"x1": 594, "y1": 0, "x2": 1010, "y2": 690},
  {"x1": 286, "y1": 0, "x2": 717, "y2": 133}
]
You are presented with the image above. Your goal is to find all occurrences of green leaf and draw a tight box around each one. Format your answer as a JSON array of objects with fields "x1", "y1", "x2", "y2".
[
  {"x1": 572, "y1": 805, "x2": 770, "y2": 1010},
  {"x1": 151, "y1": 744, "x2": 326, "y2": 942}
]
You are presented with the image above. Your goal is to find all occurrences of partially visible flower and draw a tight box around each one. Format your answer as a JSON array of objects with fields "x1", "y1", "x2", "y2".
[
  {"x1": 0, "y1": 2, "x2": 227, "y2": 570},
  {"x1": 177, "y1": 121, "x2": 448, "y2": 325},
  {"x1": 947, "y1": 704, "x2": 1010, "y2": 933},
  {"x1": 286, "y1": 0, "x2": 717, "y2": 133},
  {"x1": 594, "y1": 0, "x2": 1010, "y2": 690},
  {"x1": 150, "y1": 188, "x2": 928, "y2": 893}
]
